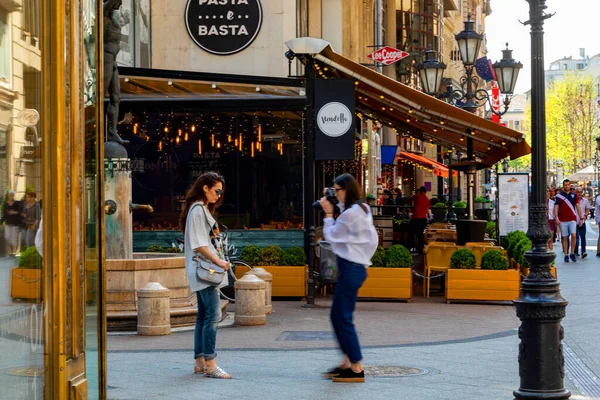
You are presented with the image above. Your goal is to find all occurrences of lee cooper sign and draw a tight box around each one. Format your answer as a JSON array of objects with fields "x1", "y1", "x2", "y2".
[
  {"x1": 185, "y1": 0, "x2": 263, "y2": 55},
  {"x1": 315, "y1": 79, "x2": 355, "y2": 160}
]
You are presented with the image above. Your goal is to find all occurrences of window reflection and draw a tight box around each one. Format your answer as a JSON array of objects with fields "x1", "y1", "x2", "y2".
[{"x1": 118, "y1": 0, "x2": 151, "y2": 68}]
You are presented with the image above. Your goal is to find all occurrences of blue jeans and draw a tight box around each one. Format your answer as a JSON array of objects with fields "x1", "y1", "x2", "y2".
[
  {"x1": 194, "y1": 286, "x2": 221, "y2": 360},
  {"x1": 576, "y1": 223, "x2": 586, "y2": 255},
  {"x1": 330, "y1": 256, "x2": 367, "y2": 364}
]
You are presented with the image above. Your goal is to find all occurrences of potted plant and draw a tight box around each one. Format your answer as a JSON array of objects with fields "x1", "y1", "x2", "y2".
[
  {"x1": 474, "y1": 196, "x2": 485, "y2": 210},
  {"x1": 452, "y1": 200, "x2": 467, "y2": 219},
  {"x1": 482, "y1": 198, "x2": 493, "y2": 210},
  {"x1": 430, "y1": 202, "x2": 448, "y2": 222},
  {"x1": 146, "y1": 244, "x2": 165, "y2": 253},
  {"x1": 11, "y1": 246, "x2": 43, "y2": 300},
  {"x1": 236, "y1": 245, "x2": 307, "y2": 297},
  {"x1": 366, "y1": 193, "x2": 377, "y2": 206},
  {"x1": 446, "y1": 248, "x2": 520, "y2": 303},
  {"x1": 359, "y1": 245, "x2": 413, "y2": 301},
  {"x1": 485, "y1": 221, "x2": 497, "y2": 240}
]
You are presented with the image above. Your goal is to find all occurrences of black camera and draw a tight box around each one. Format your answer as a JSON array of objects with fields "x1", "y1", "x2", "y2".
[{"x1": 312, "y1": 188, "x2": 338, "y2": 211}]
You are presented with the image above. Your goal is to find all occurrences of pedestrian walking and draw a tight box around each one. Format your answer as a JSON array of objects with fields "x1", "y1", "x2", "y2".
[
  {"x1": 179, "y1": 172, "x2": 232, "y2": 379},
  {"x1": 382, "y1": 189, "x2": 395, "y2": 216},
  {"x1": 320, "y1": 173, "x2": 378, "y2": 383},
  {"x1": 575, "y1": 187, "x2": 590, "y2": 258},
  {"x1": 408, "y1": 186, "x2": 430, "y2": 254},
  {"x1": 2, "y1": 190, "x2": 23, "y2": 255},
  {"x1": 595, "y1": 194, "x2": 600, "y2": 258},
  {"x1": 21, "y1": 192, "x2": 41, "y2": 248},
  {"x1": 547, "y1": 187, "x2": 556, "y2": 251},
  {"x1": 554, "y1": 179, "x2": 582, "y2": 263}
]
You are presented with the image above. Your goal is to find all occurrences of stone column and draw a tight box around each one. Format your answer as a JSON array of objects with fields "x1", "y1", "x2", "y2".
[
  {"x1": 234, "y1": 274, "x2": 266, "y2": 326},
  {"x1": 137, "y1": 282, "x2": 171, "y2": 336},
  {"x1": 104, "y1": 142, "x2": 132, "y2": 260},
  {"x1": 246, "y1": 268, "x2": 273, "y2": 315}
]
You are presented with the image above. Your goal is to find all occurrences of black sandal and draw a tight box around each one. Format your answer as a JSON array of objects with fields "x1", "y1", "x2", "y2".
[{"x1": 332, "y1": 368, "x2": 365, "y2": 383}]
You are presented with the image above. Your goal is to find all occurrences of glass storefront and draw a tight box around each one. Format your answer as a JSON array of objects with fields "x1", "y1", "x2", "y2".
[
  {"x1": 0, "y1": 0, "x2": 44, "y2": 398},
  {"x1": 0, "y1": 0, "x2": 103, "y2": 398}
]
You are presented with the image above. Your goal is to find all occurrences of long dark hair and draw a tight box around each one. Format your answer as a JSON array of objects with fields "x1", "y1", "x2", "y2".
[
  {"x1": 179, "y1": 172, "x2": 225, "y2": 233},
  {"x1": 334, "y1": 173, "x2": 363, "y2": 211}
]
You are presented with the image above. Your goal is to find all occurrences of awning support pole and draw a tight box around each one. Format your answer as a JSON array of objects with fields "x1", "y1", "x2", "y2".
[{"x1": 303, "y1": 66, "x2": 316, "y2": 308}]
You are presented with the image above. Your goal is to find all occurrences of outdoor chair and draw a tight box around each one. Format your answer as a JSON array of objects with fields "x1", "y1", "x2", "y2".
[{"x1": 423, "y1": 243, "x2": 458, "y2": 298}]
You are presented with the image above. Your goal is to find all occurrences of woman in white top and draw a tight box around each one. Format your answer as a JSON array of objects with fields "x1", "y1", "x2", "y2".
[
  {"x1": 320, "y1": 174, "x2": 378, "y2": 383},
  {"x1": 179, "y1": 172, "x2": 231, "y2": 379}
]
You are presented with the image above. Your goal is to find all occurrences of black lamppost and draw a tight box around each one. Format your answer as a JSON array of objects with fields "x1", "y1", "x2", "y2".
[{"x1": 513, "y1": 1, "x2": 570, "y2": 399}]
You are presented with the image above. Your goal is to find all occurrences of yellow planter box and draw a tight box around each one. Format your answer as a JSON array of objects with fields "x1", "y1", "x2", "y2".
[
  {"x1": 235, "y1": 265, "x2": 307, "y2": 297},
  {"x1": 358, "y1": 267, "x2": 412, "y2": 301},
  {"x1": 446, "y1": 269, "x2": 520, "y2": 303},
  {"x1": 11, "y1": 268, "x2": 42, "y2": 300},
  {"x1": 519, "y1": 265, "x2": 557, "y2": 279}
]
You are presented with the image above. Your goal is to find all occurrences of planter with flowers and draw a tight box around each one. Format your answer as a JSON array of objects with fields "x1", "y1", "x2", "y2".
[
  {"x1": 358, "y1": 245, "x2": 413, "y2": 301},
  {"x1": 446, "y1": 248, "x2": 520, "y2": 303}
]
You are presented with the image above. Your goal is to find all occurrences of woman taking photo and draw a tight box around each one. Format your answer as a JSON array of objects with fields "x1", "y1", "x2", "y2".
[
  {"x1": 320, "y1": 174, "x2": 378, "y2": 383},
  {"x1": 179, "y1": 172, "x2": 232, "y2": 379}
]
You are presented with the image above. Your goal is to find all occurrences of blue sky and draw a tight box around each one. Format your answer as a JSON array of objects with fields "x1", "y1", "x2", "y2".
[{"x1": 485, "y1": 0, "x2": 599, "y2": 94}]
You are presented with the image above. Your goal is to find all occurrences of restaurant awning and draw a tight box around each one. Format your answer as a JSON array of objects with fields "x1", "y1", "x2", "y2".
[
  {"x1": 397, "y1": 151, "x2": 456, "y2": 178},
  {"x1": 286, "y1": 38, "x2": 531, "y2": 167}
]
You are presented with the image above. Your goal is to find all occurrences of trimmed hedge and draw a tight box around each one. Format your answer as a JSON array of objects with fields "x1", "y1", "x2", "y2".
[
  {"x1": 481, "y1": 249, "x2": 509, "y2": 270},
  {"x1": 450, "y1": 248, "x2": 476, "y2": 269}
]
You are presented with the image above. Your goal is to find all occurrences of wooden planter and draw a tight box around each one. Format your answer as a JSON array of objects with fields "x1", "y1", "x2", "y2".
[
  {"x1": 358, "y1": 267, "x2": 412, "y2": 301},
  {"x1": 446, "y1": 269, "x2": 520, "y2": 303},
  {"x1": 236, "y1": 265, "x2": 307, "y2": 297},
  {"x1": 11, "y1": 268, "x2": 42, "y2": 300}
]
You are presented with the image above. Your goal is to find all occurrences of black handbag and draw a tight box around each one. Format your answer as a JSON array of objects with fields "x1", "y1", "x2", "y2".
[{"x1": 191, "y1": 204, "x2": 226, "y2": 287}]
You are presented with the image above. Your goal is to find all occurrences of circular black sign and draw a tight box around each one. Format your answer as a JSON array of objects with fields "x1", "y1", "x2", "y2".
[{"x1": 185, "y1": 0, "x2": 263, "y2": 56}]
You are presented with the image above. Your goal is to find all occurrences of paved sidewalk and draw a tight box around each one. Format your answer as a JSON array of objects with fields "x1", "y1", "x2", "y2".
[{"x1": 107, "y1": 225, "x2": 600, "y2": 400}]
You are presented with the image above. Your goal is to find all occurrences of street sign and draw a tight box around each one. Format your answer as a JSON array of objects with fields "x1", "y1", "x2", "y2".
[{"x1": 367, "y1": 46, "x2": 409, "y2": 66}]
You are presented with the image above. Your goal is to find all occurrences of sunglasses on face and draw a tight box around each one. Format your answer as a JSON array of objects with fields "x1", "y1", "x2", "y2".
[{"x1": 214, "y1": 188, "x2": 223, "y2": 196}]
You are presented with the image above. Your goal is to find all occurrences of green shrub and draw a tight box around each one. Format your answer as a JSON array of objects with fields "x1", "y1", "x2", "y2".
[
  {"x1": 506, "y1": 231, "x2": 527, "y2": 258},
  {"x1": 146, "y1": 244, "x2": 164, "y2": 253},
  {"x1": 513, "y1": 237, "x2": 532, "y2": 267},
  {"x1": 384, "y1": 245, "x2": 412, "y2": 268},
  {"x1": 450, "y1": 248, "x2": 476, "y2": 269},
  {"x1": 474, "y1": 196, "x2": 485, "y2": 203},
  {"x1": 240, "y1": 244, "x2": 262, "y2": 265},
  {"x1": 281, "y1": 247, "x2": 307, "y2": 266},
  {"x1": 486, "y1": 221, "x2": 497, "y2": 239},
  {"x1": 370, "y1": 246, "x2": 386, "y2": 267},
  {"x1": 366, "y1": 193, "x2": 376, "y2": 201},
  {"x1": 431, "y1": 202, "x2": 447, "y2": 209},
  {"x1": 480, "y1": 249, "x2": 509, "y2": 270},
  {"x1": 18, "y1": 247, "x2": 43, "y2": 269},
  {"x1": 165, "y1": 247, "x2": 182, "y2": 253},
  {"x1": 452, "y1": 200, "x2": 467, "y2": 209},
  {"x1": 429, "y1": 197, "x2": 440, "y2": 205},
  {"x1": 259, "y1": 245, "x2": 283, "y2": 266}
]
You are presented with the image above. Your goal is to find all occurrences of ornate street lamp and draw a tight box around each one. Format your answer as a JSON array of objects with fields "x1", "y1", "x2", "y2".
[
  {"x1": 415, "y1": 49, "x2": 447, "y2": 96},
  {"x1": 513, "y1": 1, "x2": 569, "y2": 399},
  {"x1": 494, "y1": 44, "x2": 523, "y2": 97},
  {"x1": 454, "y1": 18, "x2": 483, "y2": 66}
]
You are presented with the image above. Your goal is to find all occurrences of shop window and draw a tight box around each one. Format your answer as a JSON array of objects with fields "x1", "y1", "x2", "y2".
[
  {"x1": 0, "y1": 9, "x2": 10, "y2": 85},
  {"x1": 22, "y1": 0, "x2": 40, "y2": 43},
  {"x1": 117, "y1": 0, "x2": 151, "y2": 68}
]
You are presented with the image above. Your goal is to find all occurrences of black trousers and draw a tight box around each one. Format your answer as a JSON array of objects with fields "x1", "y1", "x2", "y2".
[{"x1": 409, "y1": 218, "x2": 428, "y2": 253}]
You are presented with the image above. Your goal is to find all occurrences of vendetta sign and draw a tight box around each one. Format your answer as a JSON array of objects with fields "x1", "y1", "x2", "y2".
[
  {"x1": 185, "y1": 0, "x2": 263, "y2": 55},
  {"x1": 314, "y1": 79, "x2": 356, "y2": 160}
]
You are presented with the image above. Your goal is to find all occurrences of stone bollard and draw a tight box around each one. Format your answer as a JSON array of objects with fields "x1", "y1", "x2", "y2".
[
  {"x1": 137, "y1": 282, "x2": 171, "y2": 336},
  {"x1": 234, "y1": 274, "x2": 266, "y2": 326},
  {"x1": 246, "y1": 268, "x2": 273, "y2": 315}
]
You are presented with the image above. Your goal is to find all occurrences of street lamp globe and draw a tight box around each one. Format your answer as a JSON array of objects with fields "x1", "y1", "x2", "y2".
[
  {"x1": 415, "y1": 49, "x2": 447, "y2": 96},
  {"x1": 454, "y1": 17, "x2": 484, "y2": 66},
  {"x1": 493, "y1": 44, "x2": 523, "y2": 95}
]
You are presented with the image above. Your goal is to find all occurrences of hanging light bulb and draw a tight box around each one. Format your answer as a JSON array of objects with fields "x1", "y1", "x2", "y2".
[
  {"x1": 158, "y1": 141, "x2": 163, "y2": 151},
  {"x1": 184, "y1": 133, "x2": 189, "y2": 141},
  {"x1": 217, "y1": 142, "x2": 221, "y2": 149},
  {"x1": 191, "y1": 125, "x2": 196, "y2": 133},
  {"x1": 133, "y1": 123, "x2": 138, "y2": 134},
  {"x1": 164, "y1": 126, "x2": 169, "y2": 133},
  {"x1": 235, "y1": 138, "x2": 238, "y2": 146},
  {"x1": 258, "y1": 124, "x2": 262, "y2": 142},
  {"x1": 211, "y1": 134, "x2": 215, "y2": 147},
  {"x1": 198, "y1": 139, "x2": 202, "y2": 154},
  {"x1": 256, "y1": 142, "x2": 260, "y2": 150},
  {"x1": 228, "y1": 134, "x2": 232, "y2": 143},
  {"x1": 178, "y1": 128, "x2": 182, "y2": 136}
]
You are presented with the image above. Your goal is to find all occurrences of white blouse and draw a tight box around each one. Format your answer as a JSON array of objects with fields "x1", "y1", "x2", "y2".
[
  {"x1": 184, "y1": 202, "x2": 228, "y2": 292},
  {"x1": 323, "y1": 203, "x2": 379, "y2": 267}
]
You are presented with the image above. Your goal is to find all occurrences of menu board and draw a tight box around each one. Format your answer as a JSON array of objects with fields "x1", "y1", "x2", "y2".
[{"x1": 498, "y1": 173, "x2": 529, "y2": 236}]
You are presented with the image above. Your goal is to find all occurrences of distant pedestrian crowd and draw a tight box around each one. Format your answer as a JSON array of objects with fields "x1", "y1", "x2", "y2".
[
  {"x1": 547, "y1": 179, "x2": 600, "y2": 260},
  {"x1": 1, "y1": 190, "x2": 42, "y2": 256}
]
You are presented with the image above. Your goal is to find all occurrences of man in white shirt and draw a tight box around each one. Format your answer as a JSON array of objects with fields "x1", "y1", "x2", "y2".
[{"x1": 575, "y1": 187, "x2": 590, "y2": 258}]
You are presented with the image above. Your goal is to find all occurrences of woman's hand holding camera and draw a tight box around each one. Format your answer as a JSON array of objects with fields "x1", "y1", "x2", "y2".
[{"x1": 320, "y1": 187, "x2": 335, "y2": 216}]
